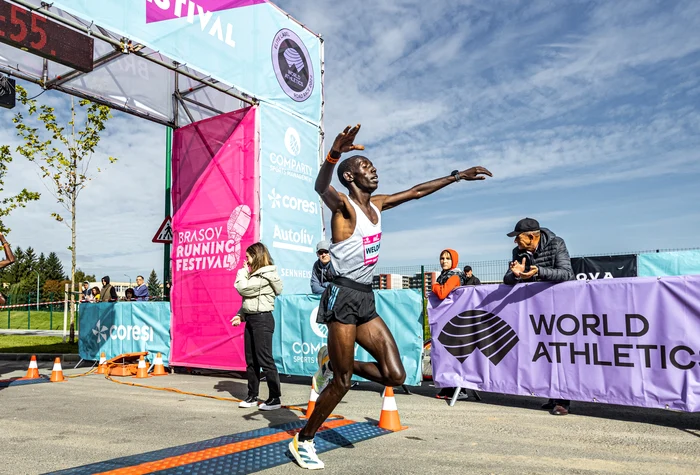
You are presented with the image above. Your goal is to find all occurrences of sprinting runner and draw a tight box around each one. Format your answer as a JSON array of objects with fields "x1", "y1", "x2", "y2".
[{"x1": 289, "y1": 124, "x2": 492, "y2": 470}]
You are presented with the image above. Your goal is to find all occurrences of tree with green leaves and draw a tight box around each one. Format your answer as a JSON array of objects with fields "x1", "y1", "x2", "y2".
[
  {"x1": 74, "y1": 268, "x2": 96, "y2": 285},
  {"x1": 11, "y1": 85, "x2": 117, "y2": 342},
  {"x1": 44, "y1": 252, "x2": 66, "y2": 281},
  {"x1": 0, "y1": 146, "x2": 40, "y2": 234},
  {"x1": 147, "y1": 269, "x2": 162, "y2": 299}
]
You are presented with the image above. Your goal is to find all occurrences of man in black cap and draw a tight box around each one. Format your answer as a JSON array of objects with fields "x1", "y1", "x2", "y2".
[
  {"x1": 504, "y1": 217, "x2": 574, "y2": 415},
  {"x1": 504, "y1": 217, "x2": 574, "y2": 286},
  {"x1": 310, "y1": 240, "x2": 335, "y2": 295}
]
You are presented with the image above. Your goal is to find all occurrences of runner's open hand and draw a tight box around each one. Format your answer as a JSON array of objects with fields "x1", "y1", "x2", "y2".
[
  {"x1": 457, "y1": 166, "x2": 493, "y2": 181},
  {"x1": 331, "y1": 124, "x2": 365, "y2": 155}
]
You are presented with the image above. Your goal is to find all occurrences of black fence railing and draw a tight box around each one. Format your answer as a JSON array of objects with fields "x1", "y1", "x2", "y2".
[{"x1": 374, "y1": 247, "x2": 700, "y2": 285}]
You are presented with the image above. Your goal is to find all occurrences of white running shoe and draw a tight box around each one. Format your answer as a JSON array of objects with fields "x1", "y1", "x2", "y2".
[
  {"x1": 289, "y1": 433, "x2": 324, "y2": 470},
  {"x1": 312, "y1": 345, "x2": 332, "y2": 394}
]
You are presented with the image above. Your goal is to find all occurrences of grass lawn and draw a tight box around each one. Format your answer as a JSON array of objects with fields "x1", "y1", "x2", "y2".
[
  {"x1": 0, "y1": 309, "x2": 79, "y2": 331},
  {"x1": 0, "y1": 335, "x2": 79, "y2": 354}
]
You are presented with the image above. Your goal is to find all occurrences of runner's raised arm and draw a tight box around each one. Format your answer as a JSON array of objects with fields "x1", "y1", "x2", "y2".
[{"x1": 315, "y1": 124, "x2": 364, "y2": 212}]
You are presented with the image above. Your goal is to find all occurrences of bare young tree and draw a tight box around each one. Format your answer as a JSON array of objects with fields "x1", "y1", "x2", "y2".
[{"x1": 12, "y1": 86, "x2": 117, "y2": 342}]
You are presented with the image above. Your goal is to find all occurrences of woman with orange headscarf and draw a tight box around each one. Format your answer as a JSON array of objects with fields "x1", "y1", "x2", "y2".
[{"x1": 431, "y1": 248, "x2": 469, "y2": 400}]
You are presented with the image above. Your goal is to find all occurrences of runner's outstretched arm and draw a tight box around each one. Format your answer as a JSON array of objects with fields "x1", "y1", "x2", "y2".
[
  {"x1": 315, "y1": 124, "x2": 364, "y2": 211},
  {"x1": 0, "y1": 233, "x2": 15, "y2": 269},
  {"x1": 373, "y1": 166, "x2": 493, "y2": 212}
]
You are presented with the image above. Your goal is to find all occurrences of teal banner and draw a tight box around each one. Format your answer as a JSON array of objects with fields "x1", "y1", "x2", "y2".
[
  {"x1": 260, "y1": 103, "x2": 323, "y2": 293},
  {"x1": 638, "y1": 250, "x2": 700, "y2": 277},
  {"x1": 78, "y1": 302, "x2": 172, "y2": 365},
  {"x1": 272, "y1": 290, "x2": 424, "y2": 386},
  {"x1": 52, "y1": 0, "x2": 322, "y2": 123}
]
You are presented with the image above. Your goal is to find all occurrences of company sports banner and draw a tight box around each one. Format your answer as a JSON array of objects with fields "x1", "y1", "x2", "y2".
[
  {"x1": 259, "y1": 103, "x2": 322, "y2": 293},
  {"x1": 429, "y1": 276, "x2": 700, "y2": 412},
  {"x1": 272, "y1": 291, "x2": 424, "y2": 386},
  {"x1": 170, "y1": 107, "x2": 258, "y2": 370},
  {"x1": 51, "y1": 0, "x2": 322, "y2": 123},
  {"x1": 571, "y1": 254, "x2": 637, "y2": 281},
  {"x1": 79, "y1": 302, "x2": 172, "y2": 365}
]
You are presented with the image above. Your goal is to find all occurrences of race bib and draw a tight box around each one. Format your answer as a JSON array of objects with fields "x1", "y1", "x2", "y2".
[{"x1": 363, "y1": 233, "x2": 381, "y2": 265}]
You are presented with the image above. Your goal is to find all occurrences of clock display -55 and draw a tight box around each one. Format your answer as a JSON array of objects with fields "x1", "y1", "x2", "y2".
[{"x1": 0, "y1": 0, "x2": 93, "y2": 72}]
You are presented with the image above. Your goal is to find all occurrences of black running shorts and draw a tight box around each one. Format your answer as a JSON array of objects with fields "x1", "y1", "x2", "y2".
[{"x1": 317, "y1": 277, "x2": 379, "y2": 326}]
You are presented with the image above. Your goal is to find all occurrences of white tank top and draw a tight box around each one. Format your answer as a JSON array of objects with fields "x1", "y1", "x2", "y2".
[{"x1": 330, "y1": 198, "x2": 382, "y2": 285}]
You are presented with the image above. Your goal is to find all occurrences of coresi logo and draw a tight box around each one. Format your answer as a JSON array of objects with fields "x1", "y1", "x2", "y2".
[
  {"x1": 284, "y1": 127, "x2": 301, "y2": 156},
  {"x1": 267, "y1": 188, "x2": 319, "y2": 215},
  {"x1": 93, "y1": 320, "x2": 155, "y2": 343},
  {"x1": 438, "y1": 310, "x2": 519, "y2": 366}
]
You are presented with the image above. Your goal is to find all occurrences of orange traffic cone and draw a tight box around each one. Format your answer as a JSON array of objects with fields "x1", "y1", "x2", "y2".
[
  {"x1": 97, "y1": 352, "x2": 107, "y2": 375},
  {"x1": 305, "y1": 384, "x2": 319, "y2": 419},
  {"x1": 50, "y1": 357, "x2": 65, "y2": 382},
  {"x1": 378, "y1": 387, "x2": 407, "y2": 431},
  {"x1": 151, "y1": 353, "x2": 168, "y2": 376},
  {"x1": 20, "y1": 355, "x2": 40, "y2": 380},
  {"x1": 134, "y1": 356, "x2": 151, "y2": 378}
]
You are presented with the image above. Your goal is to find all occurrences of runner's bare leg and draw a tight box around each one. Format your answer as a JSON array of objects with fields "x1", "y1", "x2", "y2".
[
  {"x1": 353, "y1": 317, "x2": 406, "y2": 385},
  {"x1": 299, "y1": 317, "x2": 406, "y2": 438},
  {"x1": 299, "y1": 321, "x2": 357, "y2": 438}
]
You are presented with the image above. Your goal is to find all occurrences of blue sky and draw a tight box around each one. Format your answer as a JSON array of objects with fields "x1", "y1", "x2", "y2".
[{"x1": 2, "y1": 0, "x2": 699, "y2": 280}]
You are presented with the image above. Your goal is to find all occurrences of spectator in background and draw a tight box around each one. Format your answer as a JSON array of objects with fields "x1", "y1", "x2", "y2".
[
  {"x1": 504, "y1": 217, "x2": 574, "y2": 286},
  {"x1": 134, "y1": 275, "x2": 149, "y2": 301},
  {"x1": 164, "y1": 280, "x2": 171, "y2": 302},
  {"x1": 0, "y1": 232, "x2": 16, "y2": 306},
  {"x1": 462, "y1": 266, "x2": 482, "y2": 286},
  {"x1": 123, "y1": 288, "x2": 135, "y2": 301},
  {"x1": 81, "y1": 281, "x2": 91, "y2": 301},
  {"x1": 431, "y1": 248, "x2": 469, "y2": 401},
  {"x1": 100, "y1": 276, "x2": 118, "y2": 302},
  {"x1": 310, "y1": 240, "x2": 335, "y2": 294},
  {"x1": 88, "y1": 286, "x2": 100, "y2": 302},
  {"x1": 503, "y1": 217, "x2": 574, "y2": 416}
]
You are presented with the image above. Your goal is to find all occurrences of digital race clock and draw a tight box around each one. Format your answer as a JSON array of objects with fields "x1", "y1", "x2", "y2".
[{"x1": 0, "y1": 0, "x2": 93, "y2": 72}]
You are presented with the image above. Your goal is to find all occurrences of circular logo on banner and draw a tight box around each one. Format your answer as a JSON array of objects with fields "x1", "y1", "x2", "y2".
[
  {"x1": 310, "y1": 307, "x2": 327, "y2": 339},
  {"x1": 284, "y1": 127, "x2": 301, "y2": 156},
  {"x1": 272, "y1": 28, "x2": 314, "y2": 102}
]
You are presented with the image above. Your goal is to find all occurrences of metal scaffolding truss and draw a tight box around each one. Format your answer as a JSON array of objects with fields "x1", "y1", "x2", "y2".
[{"x1": 0, "y1": 0, "x2": 255, "y2": 128}]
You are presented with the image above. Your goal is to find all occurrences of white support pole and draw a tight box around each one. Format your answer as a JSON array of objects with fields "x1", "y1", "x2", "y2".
[{"x1": 63, "y1": 283, "x2": 69, "y2": 342}]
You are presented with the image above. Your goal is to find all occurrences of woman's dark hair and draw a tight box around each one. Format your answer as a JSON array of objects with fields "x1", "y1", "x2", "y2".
[
  {"x1": 125, "y1": 288, "x2": 135, "y2": 299},
  {"x1": 91, "y1": 287, "x2": 99, "y2": 295},
  {"x1": 246, "y1": 242, "x2": 273, "y2": 274}
]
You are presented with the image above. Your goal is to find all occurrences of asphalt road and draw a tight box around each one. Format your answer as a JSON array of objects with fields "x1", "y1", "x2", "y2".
[{"x1": 1, "y1": 360, "x2": 698, "y2": 475}]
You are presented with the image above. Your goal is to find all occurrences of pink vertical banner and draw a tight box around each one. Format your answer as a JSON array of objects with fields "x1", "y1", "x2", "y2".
[{"x1": 170, "y1": 107, "x2": 259, "y2": 370}]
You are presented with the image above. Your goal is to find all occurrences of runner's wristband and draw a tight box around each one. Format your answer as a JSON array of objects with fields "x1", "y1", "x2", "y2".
[{"x1": 326, "y1": 151, "x2": 340, "y2": 164}]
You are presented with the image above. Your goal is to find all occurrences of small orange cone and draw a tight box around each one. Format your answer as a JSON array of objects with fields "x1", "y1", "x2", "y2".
[
  {"x1": 50, "y1": 357, "x2": 65, "y2": 382},
  {"x1": 305, "y1": 384, "x2": 319, "y2": 418},
  {"x1": 378, "y1": 387, "x2": 407, "y2": 431},
  {"x1": 20, "y1": 355, "x2": 40, "y2": 380},
  {"x1": 97, "y1": 353, "x2": 107, "y2": 374},
  {"x1": 134, "y1": 356, "x2": 151, "y2": 378},
  {"x1": 151, "y1": 353, "x2": 168, "y2": 376}
]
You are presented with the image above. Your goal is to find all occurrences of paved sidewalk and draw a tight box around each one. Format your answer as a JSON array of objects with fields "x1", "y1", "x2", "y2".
[
  {"x1": 1, "y1": 361, "x2": 699, "y2": 475},
  {"x1": 0, "y1": 329, "x2": 64, "y2": 336}
]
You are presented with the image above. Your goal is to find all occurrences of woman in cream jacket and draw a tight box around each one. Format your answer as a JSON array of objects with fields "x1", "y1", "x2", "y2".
[{"x1": 231, "y1": 242, "x2": 284, "y2": 411}]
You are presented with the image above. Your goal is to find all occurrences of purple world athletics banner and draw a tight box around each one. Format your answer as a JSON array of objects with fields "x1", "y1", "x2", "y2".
[{"x1": 428, "y1": 275, "x2": 700, "y2": 412}]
